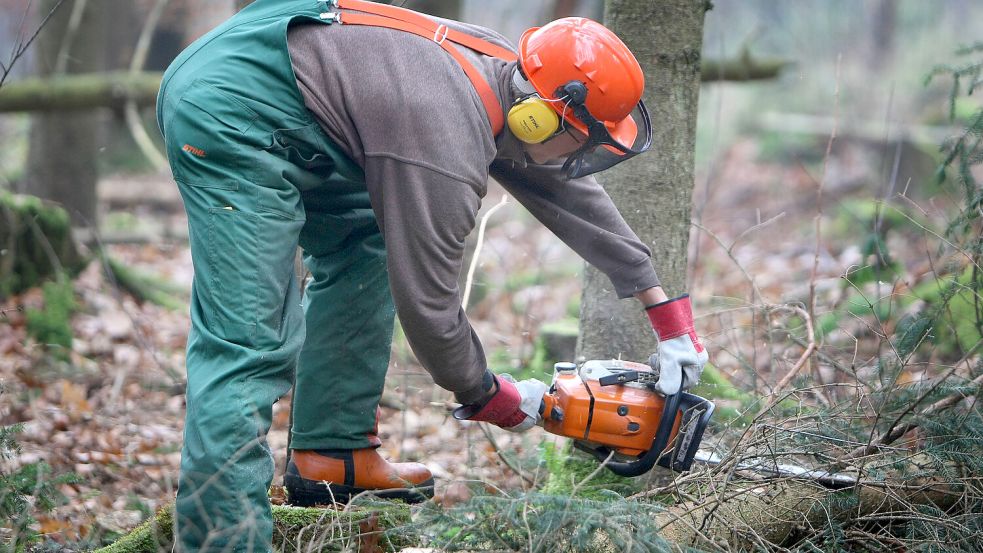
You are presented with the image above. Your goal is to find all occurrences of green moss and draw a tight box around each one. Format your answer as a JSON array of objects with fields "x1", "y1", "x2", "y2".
[
  {"x1": 95, "y1": 503, "x2": 415, "y2": 553},
  {"x1": 103, "y1": 254, "x2": 186, "y2": 310},
  {"x1": 541, "y1": 442, "x2": 652, "y2": 500},
  {"x1": 0, "y1": 192, "x2": 86, "y2": 298},
  {"x1": 25, "y1": 279, "x2": 76, "y2": 358},
  {"x1": 93, "y1": 506, "x2": 174, "y2": 553},
  {"x1": 273, "y1": 503, "x2": 414, "y2": 552}
]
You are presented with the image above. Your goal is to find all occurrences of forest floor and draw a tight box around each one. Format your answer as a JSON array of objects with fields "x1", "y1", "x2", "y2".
[{"x1": 0, "y1": 136, "x2": 965, "y2": 548}]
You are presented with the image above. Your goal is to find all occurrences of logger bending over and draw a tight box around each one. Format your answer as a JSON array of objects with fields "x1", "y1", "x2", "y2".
[{"x1": 156, "y1": 0, "x2": 708, "y2": 550}]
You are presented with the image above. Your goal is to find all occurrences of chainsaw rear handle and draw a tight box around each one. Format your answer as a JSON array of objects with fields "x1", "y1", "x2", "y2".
[{"x1": 582, "y1": 392, "x2": 714, "y2": 476}]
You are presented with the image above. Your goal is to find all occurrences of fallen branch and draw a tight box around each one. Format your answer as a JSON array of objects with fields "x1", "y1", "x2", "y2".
[
  {"x1": 0, "y1": 71, "x2": 162, "y2": 112},
  {"x1": 770, "y1": 305, "x2": 817, "y2": 394},
  {"x1": 701, "y1": 54, "x2": 791, "y2": 82}
]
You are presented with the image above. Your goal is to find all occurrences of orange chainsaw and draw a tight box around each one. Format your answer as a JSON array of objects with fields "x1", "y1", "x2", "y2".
[{"x1": 539, "y1": 359, "x2": 714, "y2": 476}]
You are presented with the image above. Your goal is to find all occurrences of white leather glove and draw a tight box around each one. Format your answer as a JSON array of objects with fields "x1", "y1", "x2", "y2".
[
  {"x1": 498, "y1": 374, "x2": 549, "y2": 432},
  {"x1": 645, "y1": 294, "x2": 708, "y2": 396},
  {"x1": 452, "y1": 373, "x2": 548, "y2": 433}
]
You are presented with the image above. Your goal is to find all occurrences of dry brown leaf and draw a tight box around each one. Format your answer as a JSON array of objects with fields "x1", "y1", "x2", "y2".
[{"x1": 59, "y1": 380, "x2": 92, "y2": 416}]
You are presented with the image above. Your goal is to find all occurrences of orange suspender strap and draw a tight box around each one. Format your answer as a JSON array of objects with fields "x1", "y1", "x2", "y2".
[
  {"x1": 328, "y1": 0, "x2": 518, "y2": 136},
  {"x1": 337, "y1": 0, "x2": 518, "y2": 60}
]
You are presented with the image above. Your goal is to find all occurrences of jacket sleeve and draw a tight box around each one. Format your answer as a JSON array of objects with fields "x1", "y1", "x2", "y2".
[
  {"x1": 364, "y1": 155, "x2": 488, "y2": 393},
  {"x1": 490, "y1": 160, "x2": 660, "y2": 298}
]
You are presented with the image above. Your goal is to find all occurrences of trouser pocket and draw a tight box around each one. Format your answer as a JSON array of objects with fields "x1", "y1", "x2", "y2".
[
  {"x1": 181, "y1": 185, "x2": 305, "y2": 350},
  {"x1": 163, "y1": 79, "x2": 259, "y2": 188},
  {"x1": 201, "y1": 206, "x2": 261, "y2": 344}
]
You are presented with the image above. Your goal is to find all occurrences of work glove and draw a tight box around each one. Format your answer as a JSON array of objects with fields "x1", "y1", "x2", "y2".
[
  {"x1": 645, "y1": 294, "x2": 708, "y2": 397},
  {"x1": 453, "y1": 374, "x2": 549, "y2": 432}
]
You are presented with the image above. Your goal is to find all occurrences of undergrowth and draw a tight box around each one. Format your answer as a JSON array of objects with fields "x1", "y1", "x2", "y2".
[
  {"x1": 413, "y1": 492, "x2": 675, "y2": 552},
  {"x1": 0, "y1": 386, "x2": 78, "y2": 553}
]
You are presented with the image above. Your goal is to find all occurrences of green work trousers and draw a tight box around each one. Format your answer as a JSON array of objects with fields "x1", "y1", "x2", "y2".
[{"x1": 156, "y1": 2, "x2": 394, "y2": 550}]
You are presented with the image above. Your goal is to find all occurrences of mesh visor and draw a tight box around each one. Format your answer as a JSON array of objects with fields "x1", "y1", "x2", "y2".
[{"x1": 561, "y1": 99, "x2": 652, "y2": 179}]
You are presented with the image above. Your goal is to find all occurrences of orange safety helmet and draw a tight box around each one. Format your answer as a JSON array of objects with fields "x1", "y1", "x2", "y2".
[{"x1": 515, "y1": 18, "x2": 652, "y2": 178}]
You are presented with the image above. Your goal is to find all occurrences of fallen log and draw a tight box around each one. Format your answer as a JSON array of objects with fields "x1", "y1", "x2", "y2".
[
  {"x1": 0, "y1": 71, "x2": 162, "y2": 112},
  {"x1": 701, "y1": 56, "x2": 791, "y2": 82},
  {"x1": 0, "y1": 54, "x2": 788, "y2": 115},
  {"x1": 656, "y1": 457, "x2": 967, "y2": 550},
  {"x1": 95, "y1": 502, "x2": 414, "y2": 553}
]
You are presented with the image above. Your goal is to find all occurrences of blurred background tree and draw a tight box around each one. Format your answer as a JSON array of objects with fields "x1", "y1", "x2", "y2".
[{"x1": 17, "y1": 0, "x2": 109, "y2": 228}]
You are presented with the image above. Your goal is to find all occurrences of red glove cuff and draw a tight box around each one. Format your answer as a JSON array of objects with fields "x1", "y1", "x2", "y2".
[
  {"x1": 645, "y1": 294, "x2": 704, "y2": 353},
  {"x1": 452, "y1": 376, "x2": 526, "y2": 428}
]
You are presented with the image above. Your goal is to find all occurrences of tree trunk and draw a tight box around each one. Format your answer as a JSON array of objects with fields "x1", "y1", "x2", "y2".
[
  {"x1": 867, "y1": 0, "x2": 896, "y2": 70},
  {"x1": 577, "y1": 0, "x2": 706, "y2": 362},
  {"x1": 18, "y1": 0, "x2": 108, "y2": 229}
]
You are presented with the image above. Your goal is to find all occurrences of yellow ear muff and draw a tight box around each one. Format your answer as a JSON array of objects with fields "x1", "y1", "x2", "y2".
[{"x1": 507, "y1": 97, "x2": 561, "y2": 144}]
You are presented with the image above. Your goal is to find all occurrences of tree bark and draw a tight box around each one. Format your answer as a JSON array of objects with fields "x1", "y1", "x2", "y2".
[
  {"x1": 577, "y1": 0, "x2": 706, "y2": 363},
  {"x1": 19, "y1": 0, "x2": 108, "y2": 229},
  {"x1": 654, "y1": 454, "x2": 965, "y2": 550}
]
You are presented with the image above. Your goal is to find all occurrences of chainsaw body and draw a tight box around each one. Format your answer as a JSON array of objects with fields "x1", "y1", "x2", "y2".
[{"x1": 540, "y1": 359, "x2": 714, "y2": 476}]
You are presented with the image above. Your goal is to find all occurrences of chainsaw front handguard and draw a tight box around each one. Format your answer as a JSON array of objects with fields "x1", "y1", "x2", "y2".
[{"x1": 578, "y1": 392, "x2": 715, "y2": 476}]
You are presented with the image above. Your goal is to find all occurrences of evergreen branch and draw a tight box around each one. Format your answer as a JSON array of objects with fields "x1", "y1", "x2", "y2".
[{"x1": 836, "y1": 370, "x2": 983, "y2": 465}]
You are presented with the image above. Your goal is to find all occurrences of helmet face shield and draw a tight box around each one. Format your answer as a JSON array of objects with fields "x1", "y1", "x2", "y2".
[{"x1": 560, "y1": 95, "x2": 652, "y2": 179}]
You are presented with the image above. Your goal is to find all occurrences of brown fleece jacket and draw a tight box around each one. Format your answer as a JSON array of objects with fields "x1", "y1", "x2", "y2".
[{"x1": 286, "y1": 13, "x2": 659, "y2": 396}]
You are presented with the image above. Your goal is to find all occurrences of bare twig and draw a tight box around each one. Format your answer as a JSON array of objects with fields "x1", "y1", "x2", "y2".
[
  {"x1": 52, "y1": 0, "x2": 87, "y2": 75},
  {"x1": 0, "y1": 0, "x2": 69, "y2": 89},
  {"x1": 770, "y1": 304, "x2": 817, "y2": 394},
  {"x1": 569, "y1": 450, "x2": 614, "y2": 497},
  {"x1": 476, "y1": 422, "x2": 535, "y2": 486},
  {"x1": 807, "y1": 53, "x2": 840, "y2": 404},
  {"x1": 125, "y1": 0, "x2": 169, "y2": 170},
  {"x1": 462, "y1": 194, "x2": 509, "y2": 309},
  {"x1": 692, "y1": 221, "x2": 766, "y2": 304}
]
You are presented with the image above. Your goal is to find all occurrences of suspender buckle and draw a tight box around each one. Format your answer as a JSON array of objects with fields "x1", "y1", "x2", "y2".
[
  {"x1": 318, "y1": 0, "x2": 341, "y2": 22},
  {"x1": 433, "y1": 24, "x2": 449, "y2": 45}
]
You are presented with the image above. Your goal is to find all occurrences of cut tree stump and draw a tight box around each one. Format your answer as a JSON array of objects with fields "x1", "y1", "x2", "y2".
[{"x1": 0, "y1": 193, "x2": 84, "y2": 297}]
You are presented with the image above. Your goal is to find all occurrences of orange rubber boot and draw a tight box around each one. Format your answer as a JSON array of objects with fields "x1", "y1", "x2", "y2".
[{"x1": 285, "y1": 449, "x2": 434, "y2": 506}]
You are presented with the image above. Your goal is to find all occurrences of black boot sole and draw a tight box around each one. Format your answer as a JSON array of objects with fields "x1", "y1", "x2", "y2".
[{"x1": 284, "y1": 463, "x2": 434, "y2": 507}]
